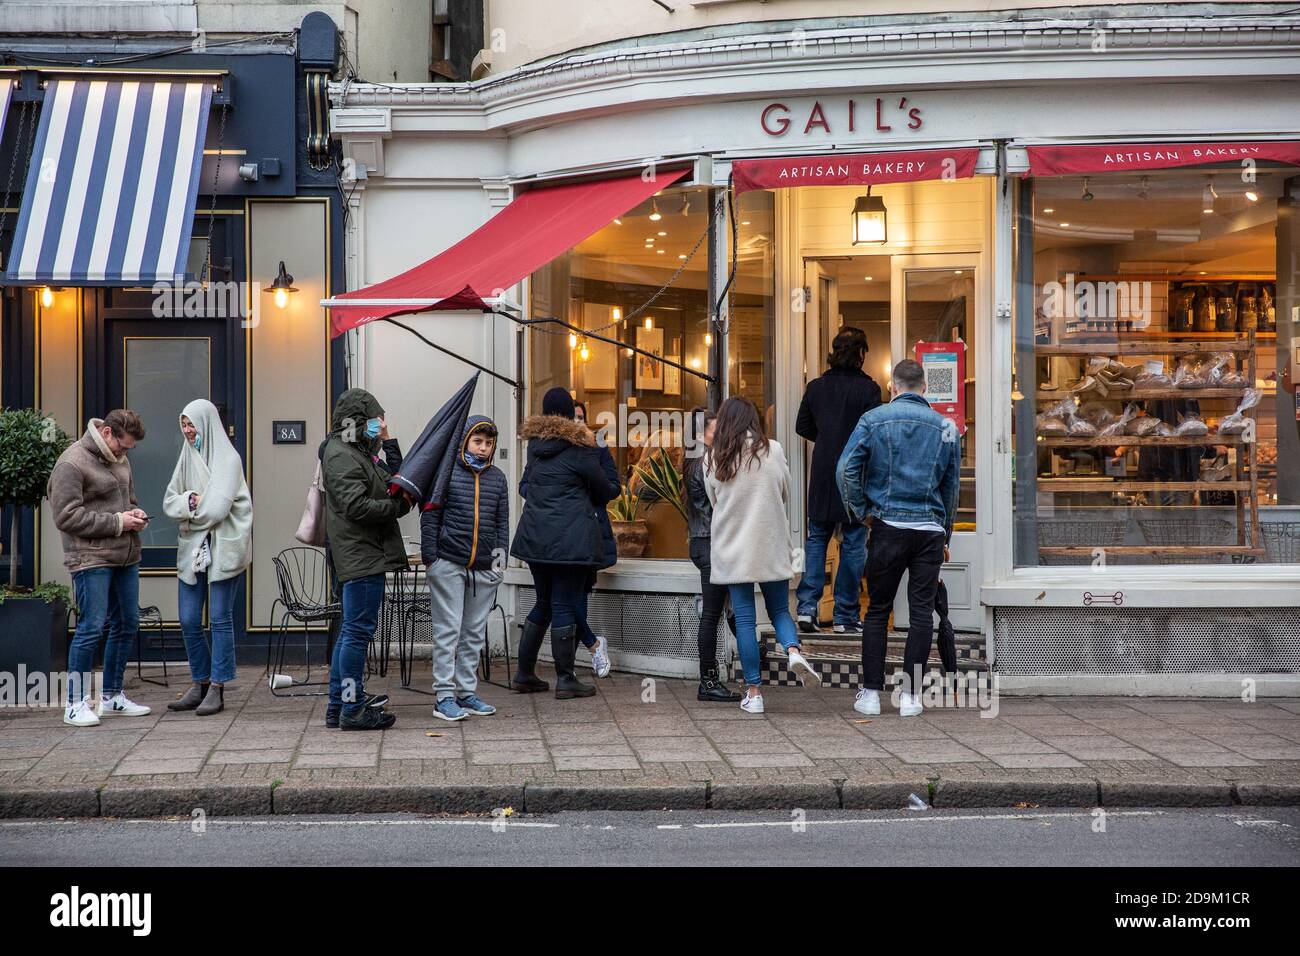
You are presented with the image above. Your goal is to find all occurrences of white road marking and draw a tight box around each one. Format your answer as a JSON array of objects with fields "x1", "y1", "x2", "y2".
[{"x1": 686, "y1": 811, "x2": 1165, "y2": 829}]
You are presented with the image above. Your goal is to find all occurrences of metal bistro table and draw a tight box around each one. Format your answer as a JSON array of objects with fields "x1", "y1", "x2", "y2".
[{"x1": 374, "y1": 551, "x2": 425, "y2": 682}]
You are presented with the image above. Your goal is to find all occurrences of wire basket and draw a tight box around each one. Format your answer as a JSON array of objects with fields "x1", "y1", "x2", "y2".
[
  {"x1": 1260, "y1": 522, "x2": 1300, "y2": 564},
  {"x1": 1137, "y1": 517, "x2": 1238, "y2": 565},
  {"x1": 1037, "y1": 518, "x2": 1130, "y2": 566}
]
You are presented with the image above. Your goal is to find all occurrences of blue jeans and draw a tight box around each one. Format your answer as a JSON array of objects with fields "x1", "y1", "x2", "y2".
[
  {"x1": 796, "y1": 520, "x2": 867, "y2": 625},
  {"x1": 328, "y1": 573, "x2": 385, "y2": 718},
  {"x1": 178, "y1": 573, "x2": 240, "y2": 684},
  {"x1": 68, "y1": 564, "x2": 139, "y2": 704},
  {"x1": 728, "y1": 580, "x2": 800, "y2": 687}
]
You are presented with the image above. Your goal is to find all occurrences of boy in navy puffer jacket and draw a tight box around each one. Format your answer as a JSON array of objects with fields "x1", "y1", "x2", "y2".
[{"x1": 421, "y1": 415, "x2": 509, "y2": 721}]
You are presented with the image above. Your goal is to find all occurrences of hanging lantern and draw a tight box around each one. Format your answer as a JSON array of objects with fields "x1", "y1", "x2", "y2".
[
  {"x1": 265, "y1": 261, "x2": 298, "y2": 309},
  {"x1": 851, "y1": 187, "x2": 888, "y2": 245}
]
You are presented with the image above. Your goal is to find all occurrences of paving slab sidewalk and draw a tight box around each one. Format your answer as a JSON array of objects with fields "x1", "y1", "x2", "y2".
[{"x1": 1, "y1": 664, "x2": 1298, "y2": 817}]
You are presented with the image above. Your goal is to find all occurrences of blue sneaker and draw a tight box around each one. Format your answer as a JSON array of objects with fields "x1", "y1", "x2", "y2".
[
  {"x1": 456, "y1": 693, "x2": 497, "y2": 716},
  {"x1": 433, "y1": 697, "x2": 468, "y2": 721}
]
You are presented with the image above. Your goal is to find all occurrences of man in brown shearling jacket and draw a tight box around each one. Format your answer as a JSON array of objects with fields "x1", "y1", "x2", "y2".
[{"x1": 47, "y1": 410, "x2": 153, "y2": 727}]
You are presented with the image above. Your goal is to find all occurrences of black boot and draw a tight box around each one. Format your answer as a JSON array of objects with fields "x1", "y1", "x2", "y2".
[
  {"x1": 167, "y1": 681, "x2": 208, "y2": 711},
  {"x1": 512, "y1": 620, "x2": 550, "y2": 693},
  {"x1": 552, "y1": 625, "x2": 596, "y2": 700},
  {"x1": 698, "y1": 668, "x2": 741, "y2": 702}
]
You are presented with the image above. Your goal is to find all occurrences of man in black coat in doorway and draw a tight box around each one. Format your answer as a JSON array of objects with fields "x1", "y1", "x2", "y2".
[{"x1": 795, "y1": 326, "x2": 883, "y2": 634}]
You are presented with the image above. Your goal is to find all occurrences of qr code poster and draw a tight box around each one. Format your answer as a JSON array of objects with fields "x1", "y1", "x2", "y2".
[{"x1": 915, "y1": 340, "x2": 967, "y2": 435}]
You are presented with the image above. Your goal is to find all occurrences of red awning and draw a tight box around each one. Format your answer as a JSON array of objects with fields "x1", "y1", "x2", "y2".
[
  {"x1": 327, "y1": 168, "x2": 688, "y2": 337},
  {"x1": 731, "y1": 147, "x2": 980, "y2": 194},
  {"x1": 1025, "y1": 141, "x2": 1300, "y2": 177}
]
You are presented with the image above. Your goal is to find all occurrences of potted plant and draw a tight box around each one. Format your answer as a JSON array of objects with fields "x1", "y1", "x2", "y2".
[
  {"x1": 632, "y1": 452, "x2": 688, "y2": 523},
  {"x1": 606, "y1": 485, "x2": 650, "y2": 557},
  {"x1": 0, "y1": 408, "x2": 72, "y2": 678}
]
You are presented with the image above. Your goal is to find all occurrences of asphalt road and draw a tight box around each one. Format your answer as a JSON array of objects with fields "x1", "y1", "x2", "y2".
[{"x1": 3, "y1": 807, "x2": 1298, "y2": 867}]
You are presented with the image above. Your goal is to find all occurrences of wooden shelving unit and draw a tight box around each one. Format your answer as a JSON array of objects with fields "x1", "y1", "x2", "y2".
[{"x1": 1033, "y1": 333, "x2": 1263, "y2": 560}]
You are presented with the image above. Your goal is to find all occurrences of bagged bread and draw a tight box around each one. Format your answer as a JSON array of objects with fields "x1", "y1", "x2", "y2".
[
  {"x1": 1098, "y1": 404, "x2": 1137, "y2": 439},
  {"x1": 1217, "y1": 389, "x2": 1261, "y2": 435},
  {"x1": 1035, "y1": 398, "x2": 1074, "y2": 437},
  {"x1": 1204, "y1": 353, "x2": 1233, "y2": 386},
  {"x1": 1174, "y1": 412, "x2": 1209, "y2": 436}
]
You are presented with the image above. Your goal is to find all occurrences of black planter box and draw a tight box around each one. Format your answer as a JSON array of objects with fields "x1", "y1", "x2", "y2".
[{"x1": 0, "y1": 598, "x2": 68, "y2": 679}]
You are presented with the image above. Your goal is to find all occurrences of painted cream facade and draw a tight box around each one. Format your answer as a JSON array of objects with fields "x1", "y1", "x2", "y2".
[{"x1": 332, "y1": 5, "x2": 1300, "y2": 692}]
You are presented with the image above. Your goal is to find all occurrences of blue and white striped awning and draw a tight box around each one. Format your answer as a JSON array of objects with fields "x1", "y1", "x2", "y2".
[{"x1": 4, "y1": 79, "x2": 212, "y2": 285}]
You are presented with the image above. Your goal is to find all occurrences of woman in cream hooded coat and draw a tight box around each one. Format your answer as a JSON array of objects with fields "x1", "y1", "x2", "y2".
[{"x1": 162, "y1": 399, "x2": 253, "y2": 715}]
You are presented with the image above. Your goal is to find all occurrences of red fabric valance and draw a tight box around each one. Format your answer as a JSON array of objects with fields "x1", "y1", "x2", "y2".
[
  {"x1": 731, "y1": 147, "x2": 980, "y2": 194},
  {"x1": 1025, "y1": 141, "x2": 1300, "y2": 177}
]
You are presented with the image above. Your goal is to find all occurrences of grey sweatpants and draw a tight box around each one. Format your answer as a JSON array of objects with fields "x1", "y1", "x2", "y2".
[{"x1": 427, "y1": 558, "x2": 502, "y2": 701}]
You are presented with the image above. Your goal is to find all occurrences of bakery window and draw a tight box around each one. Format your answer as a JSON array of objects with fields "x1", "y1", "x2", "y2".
[
  {"x1": 528, "y1": 184, "x2": 716, "y2": 560},
  {"x1": 1012, "y1": 165, "x2": 1299, "y2": 567}
]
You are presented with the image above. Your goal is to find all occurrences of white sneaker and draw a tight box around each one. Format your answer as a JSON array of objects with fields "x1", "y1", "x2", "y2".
[
  {"x1": 898, "y1": 691, "x2": 924, "y2": 718},
  {"x1": 740, "y1": 692, "x2": 765, "y2": 714},
  {"x1": 63, "y1": 699, "x2": 100, "y2": 727},
  {"x1": 853, "y1": 689, "x2": 881, "y2": 716},
  {"x1": 98, "y1": 693, "x2": 151, "y2": 717},
  {"x1": 590, "y1": 634, "x2": 611, "y2": 678},
  {"x1": 786, "y1": 647, "x2": 822, "y2": 686}
]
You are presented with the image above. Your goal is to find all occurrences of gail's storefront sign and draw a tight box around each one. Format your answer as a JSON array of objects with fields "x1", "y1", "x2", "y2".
[{"x1": 760, "y1": 97, "x2": 924, "y2": 137}]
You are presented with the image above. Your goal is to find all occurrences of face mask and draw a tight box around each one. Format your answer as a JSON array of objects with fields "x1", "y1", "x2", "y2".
[
  {"x1": 364, "y1": 417, "x2": 382, "y2": 439},
  {"x1": 192, "y1": 433, "x2": 202, "y2": 452}
]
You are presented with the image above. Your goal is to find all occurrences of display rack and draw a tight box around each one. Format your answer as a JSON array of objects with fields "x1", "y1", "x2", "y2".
[{"x1": 1032, "y1": 333, "x2": 1262, "y2": 561}]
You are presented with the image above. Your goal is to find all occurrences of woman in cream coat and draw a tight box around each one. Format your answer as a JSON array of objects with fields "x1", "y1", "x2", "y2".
[
  {"x1": 705, "y1": 396, "x2": 820, "y2": 714},
  {"x1": 162, "y1": 399, "x2": 253, "y2": 716}
]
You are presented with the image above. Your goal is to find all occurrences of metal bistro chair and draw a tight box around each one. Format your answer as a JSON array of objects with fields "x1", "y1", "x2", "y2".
[{"x1": 267, "y1": 547, "x2": 341, "y2": 697}]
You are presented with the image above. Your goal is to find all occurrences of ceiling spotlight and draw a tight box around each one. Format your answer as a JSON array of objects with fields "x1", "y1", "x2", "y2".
[
  {"x1": 740, "y1": 220, "x2": 751, "y2": 226},
  {"x1": 863, "y1": 276, "x2": 874, "y2": 281},
  {"x1": 680, "y1": 194, "x2": 691, "y2": 216},
  {"x1": 613, "y1": 218, "x2": 622, "y2": 226},
  {"x1": 657, "y1": 231, "x2": 667, "y2": 237},
  {"x1": 678, "y1": 254, "x2": 687, "y2": 259},
  {"x1": 1059, "y1": 222, "x2": 1070, "y2": 228},
  {"x1": 648, "y1": 200, "x2": 662, "y2": 222},
  {"x1": 1245, "y1": 189, "x2": 1259, "y2": 202},
  {"x1": 1042, "y1": 207, "x2": 1055, "y2": 215},
  {"x1": 656, "y1": 249, "x2": 665, "y2": 255},
  {"x1": 1080, "y1": 178, "x2": 1094, "y2": 202},
  {"x1": 1203, "y1": 178, "x2": 1217, "y2": 214}
]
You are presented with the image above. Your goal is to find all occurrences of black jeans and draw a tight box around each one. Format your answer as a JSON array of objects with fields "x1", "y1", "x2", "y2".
[
  {"x1": 689, "y1": 538, "x2": 728, "y2": 679},
  {"x1": 862, "y1": 522, "x2": 945, "y2": 694},
  {"x1": 526, "y1": 562, "x2": 589, "y2": 633}
]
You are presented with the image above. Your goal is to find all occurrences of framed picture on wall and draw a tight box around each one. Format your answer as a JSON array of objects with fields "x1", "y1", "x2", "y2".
[
  {"x1": 663, "y1": 354, "x2": 681, "y2": 396},
  {"x1": 581, "y1": 303, "x2": 618, "y2": 391},
  {"x1": 636, "y1": 327, "x2": 664, "y2": 391}
]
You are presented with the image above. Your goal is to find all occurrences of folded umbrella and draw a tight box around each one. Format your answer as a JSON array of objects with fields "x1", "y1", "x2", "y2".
[
  {"x1": 388, "y1": 372, "x2": 480, "y2": 508},
  {"x1": 935, "y1": 578, "x2": 958, "y2": 675}
]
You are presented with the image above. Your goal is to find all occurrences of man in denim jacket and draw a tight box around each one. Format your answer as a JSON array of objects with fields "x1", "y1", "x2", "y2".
[{"x1": 835, "y1": 359, "x2": 960, "y2": 718}]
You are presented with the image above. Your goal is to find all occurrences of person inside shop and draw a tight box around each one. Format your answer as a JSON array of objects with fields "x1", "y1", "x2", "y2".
[
  {"x1": 794, "y1": 326, "x2": 883, "y2": 635},
  {"x1": 837, "y1": 359, "x2": 959, "y2": 719},
  {"x1": 706, "y1": 396, "x2": 821, "y2": 714},
  {"x1": 511, "y1": 387, "x2": 620, "y2": 699},
  {"x1": 49, "y1": 409, "x2": 153, "y2": 727},
  {"x1": 421, "y1": 414, "x2": 509, "y2": 721},
  {"x1": 321, "y1": 388, "x2": 412, "y2": 731},
  {"x1": 162, "y1": 399, "x2": 253, "y2": 718},
  {"x1": 683, "y1": 406, "x2": 742, "y2": 703},
  {"x1": 1129, "y1": 397, "x2": 1220, "y2": 508}
]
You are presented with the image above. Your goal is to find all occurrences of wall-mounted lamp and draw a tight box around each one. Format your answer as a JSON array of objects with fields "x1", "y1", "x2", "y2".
[
  {"x1": 40, "y1": 287, "x2": 55, "y2": 308},
  {"x1": 851, "y1": 187, "x2": 887, "y2": 245},
  {"x1": 265, "y1": 261, "x2": 298, "y2": 309}
]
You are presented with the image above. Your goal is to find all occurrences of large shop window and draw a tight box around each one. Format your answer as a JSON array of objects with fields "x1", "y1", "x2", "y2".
[
  {"x1": 1013, "y1": 165, "x2": 1300, "y2": 566},
  {"x1": 727, "y1": 189, "x2": 777, "y2": 432},
  {"x1": 529, "y1": 184, "x2": 713, "y2": 560}
]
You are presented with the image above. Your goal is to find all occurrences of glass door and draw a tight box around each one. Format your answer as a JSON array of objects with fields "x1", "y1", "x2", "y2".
[{"x1": 891, "y1": 254, "x2": 982, "y2": 631}]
